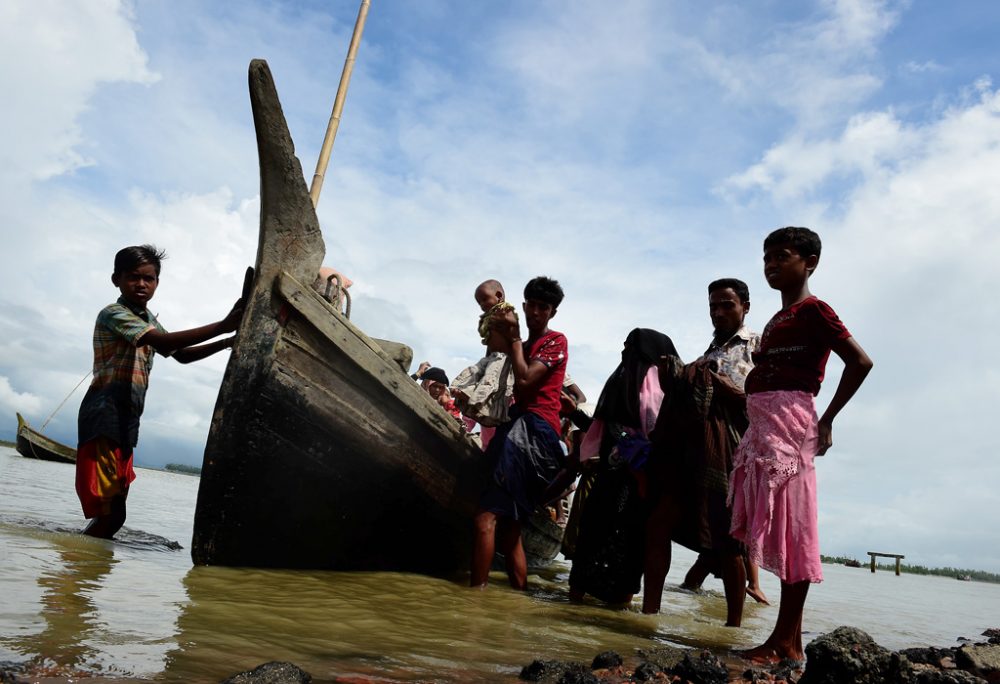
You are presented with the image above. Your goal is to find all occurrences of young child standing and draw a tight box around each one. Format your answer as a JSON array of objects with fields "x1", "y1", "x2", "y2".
[
  {"x1": 728, "y1": 227, "x2": 872, "y2": 662},
  {"x1": 76, "y1": 245, "x2": 243, "y2": 539},
  {"x1": 470, "y1": 276, "x2": 568, "y2": 589}
]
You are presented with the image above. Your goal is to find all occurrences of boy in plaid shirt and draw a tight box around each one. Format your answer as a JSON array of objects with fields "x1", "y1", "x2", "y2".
[{"x1": 76, "y1": 245, "x2": 242, "y2": 538}]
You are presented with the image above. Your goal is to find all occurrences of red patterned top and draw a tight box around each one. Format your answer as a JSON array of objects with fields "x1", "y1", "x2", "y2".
[
  {"x1": 514, "y1": 330, "x2": 568, "y2": 432},
  {"x1": 745, "y1": 297, "x2": 851, "y2": 396}
]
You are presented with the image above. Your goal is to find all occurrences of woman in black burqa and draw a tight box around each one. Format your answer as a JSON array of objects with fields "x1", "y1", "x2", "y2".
[{"x1": 567, "y1": 328, "x2": 678, "y2": 604}]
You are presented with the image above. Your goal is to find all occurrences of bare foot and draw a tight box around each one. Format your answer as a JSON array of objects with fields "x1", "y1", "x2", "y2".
[
  {"x1": 740, "y1": 644, "x2": 804, "y2": 664},
  {"x1": 746, "y1": 585, "x2": 770, "y2": 605}
]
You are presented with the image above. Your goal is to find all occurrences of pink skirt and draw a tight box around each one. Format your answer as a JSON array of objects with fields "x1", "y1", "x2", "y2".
[{"x1": 728, "y1": 390, "x2": 822, "y2": 584}]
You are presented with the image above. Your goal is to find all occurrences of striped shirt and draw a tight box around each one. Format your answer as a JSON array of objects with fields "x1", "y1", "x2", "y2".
[{"x1": 77, "y1": 297, "x2": 168, "y2": 447}]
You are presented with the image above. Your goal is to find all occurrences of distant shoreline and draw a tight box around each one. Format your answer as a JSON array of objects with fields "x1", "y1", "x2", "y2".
[
  {"x1": 821, "y1": 554, "x2": 1000, "y2": 584},
  {"x1": 0, "y1": 438, "x2": 16, "y2": 448}
]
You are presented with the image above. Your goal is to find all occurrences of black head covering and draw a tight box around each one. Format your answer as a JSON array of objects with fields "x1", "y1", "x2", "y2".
[
  {"x1": 593, "y1": 328, "x2": 678, "y2": 429},
  {"x1": 421, "y1": 367, "x2": 449, "y2": 385}
]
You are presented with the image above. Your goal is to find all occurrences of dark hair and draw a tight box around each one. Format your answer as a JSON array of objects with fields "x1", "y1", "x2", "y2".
[
  {"x1": 524, "y1": 276, "x2": 564, "y2": 308},
  {"x1": 708, "y1": 278, "x2": 750, "y2": 303},
  {"x1": 763, "y1": 227, "x2": 821, "y2": 259},
  {"x1": 114, "y1": 245, "x2": 167, "y2": 276}
]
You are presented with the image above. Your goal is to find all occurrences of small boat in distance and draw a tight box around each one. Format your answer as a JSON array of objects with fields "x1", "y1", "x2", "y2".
[
  {"x1": 844, "y1": 558, "x2": 862, "y2": 568},
  {"x1": 957, "y1": 574, "x2": 973, "y2": 581},
  {"x1": 15, "y1": 413, "x2": 76, "y2": 464}
]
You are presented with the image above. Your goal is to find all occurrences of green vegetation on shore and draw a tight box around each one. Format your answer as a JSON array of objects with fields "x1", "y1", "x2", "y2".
[
  {"x1": 0, "y1": 439, "x2": 16, "y2": 448},
  {"x1": 165, "y1": 463, "x2": 202, "y2": 476},
  {"x1": 821, "y1": 555, "x2": 1000, "y2": 584}
]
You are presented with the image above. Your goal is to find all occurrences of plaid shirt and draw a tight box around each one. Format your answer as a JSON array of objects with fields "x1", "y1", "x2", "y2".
[{"x1": 77, "y1": 296, "x2": 167, "y2": 447}]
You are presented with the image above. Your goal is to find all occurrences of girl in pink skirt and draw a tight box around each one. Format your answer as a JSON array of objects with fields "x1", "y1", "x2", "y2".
[{"x1": 729, "y1": 227, "x2": 873, "y2": 663}]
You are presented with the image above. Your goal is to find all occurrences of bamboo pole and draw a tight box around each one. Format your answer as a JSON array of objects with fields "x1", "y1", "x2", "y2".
[{"x1": 309, "y1": 0, "x2": 371, "y2": 208}]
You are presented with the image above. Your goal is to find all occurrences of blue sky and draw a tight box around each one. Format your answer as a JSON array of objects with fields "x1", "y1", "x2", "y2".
[{"x1": 2, "y1": 0, "x2": 999, "y2": 573}]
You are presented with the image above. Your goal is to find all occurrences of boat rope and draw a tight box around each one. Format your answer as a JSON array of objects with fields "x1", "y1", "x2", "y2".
[
  {"x1": 36, "y1": 308, "x2": 161, "y2": 430},
  {"x1": 40, "y1": 371, "x2": 92, "y2": 431}
]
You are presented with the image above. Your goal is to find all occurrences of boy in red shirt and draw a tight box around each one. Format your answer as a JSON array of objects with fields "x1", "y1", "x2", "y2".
[{"x1": 470, "y1": 276, "x2": 568, "y2": 589}]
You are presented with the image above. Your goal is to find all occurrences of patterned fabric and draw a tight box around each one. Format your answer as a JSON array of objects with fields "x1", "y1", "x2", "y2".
[
  {"x1": 75, "y1": 436, "x2": 136, "y2": 518},
  {"x1": 648, "y1": 358, "x2": 747, "y2": 555},
  {"x1": 78, "y1": 296, "x2": 167, "y2": 448},
  {"x1": 514, "y1": 330, "x2": 568, "y2": 432},
  {"x1": 477, "y1": 301, "x2": 517, "y2": 345},
  {"x1": 745, "y1": 297, "x2": 851, "y2": 396},
  {"x1": 452, "y1": 352, "x2": 513, "y2": 426},
  {"x1": 728, "y1": 390, "x2": 823, "y2": 583},
  {"x1": 479, "y1": 407, "x2": 566, "y2": 520},
  {"x1": 703, "y1": 325, "x2": 759, "y2": 391}
]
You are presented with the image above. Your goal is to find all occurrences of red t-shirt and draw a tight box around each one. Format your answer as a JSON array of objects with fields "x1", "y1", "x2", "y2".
[
  {"x1": 744, "y1": 297, "x2": 851, "y2": 396},
  {"x1": 514, "y1": 330, "x2": 568, "y2": 432}
]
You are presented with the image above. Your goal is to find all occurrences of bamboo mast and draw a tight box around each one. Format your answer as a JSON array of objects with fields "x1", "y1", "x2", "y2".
[{"x1": 309, "y1": 0, "x2": 371, "y2": 208}]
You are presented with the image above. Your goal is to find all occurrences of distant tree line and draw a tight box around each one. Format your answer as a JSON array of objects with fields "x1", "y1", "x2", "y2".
[
  {"x1": 0, "y1": 439, "x2": 16, "y2": 448},
  {"x1": 821, "y1": 555, "x2": 1000, "y2": 584},
  {"x1": 165, "y1": 463, "x2": 202, "y2": 476}
]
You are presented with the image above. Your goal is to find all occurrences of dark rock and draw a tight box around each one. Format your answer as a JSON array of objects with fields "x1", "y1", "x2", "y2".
[
  {"x1": 771, "y1": 657, "x2": 806, "y2": 682},
  {"x1": 799, "y1": 626, "x2": 912, "y2": 684},
  {"x1": 743, "y1": 667, "x2": 771, "y2": 683},
  {"x1": 220, "y1": 661, "x2": 311, "y2": 684},
  {"x1": 902, "y1": 647, "x2": 958, "y2": 667},
  {"x1": 632, "y1": 661, "x2": 661, "y2": 681},
  {"x1": 956, "y1": 644, "x2": 1000, "y2": 682},
  {"x1": 520, "y1": 659, "x2": 590, "y2": 683},
  {"x1": 591, "y1": 650, "x2": 623, "y2": 670},
  {"x1": 556, "y1": 670, "x2": 600, "y2": 684},
  {"x1": 0, "y1": 663, "x2": 22, "y2": 684},
  {"x1": 913, "y1": 670, "x2": 988, "y2": 684},
  {"x1": 670, "y1": 650, "x2": 728, "y2": 684},
  {"x1": 637, "y1": 644, "x2": 687, "y2": 672},
  {"x1": 984, "y1": 630, "x2": 1000, "y2": 646}
]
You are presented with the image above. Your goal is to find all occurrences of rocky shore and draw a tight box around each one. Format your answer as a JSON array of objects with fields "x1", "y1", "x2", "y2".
[
  {"x1": 2, "y1": 627, "x2": 998, "y2": 683},
  {"x1": 516, "y1": 626, "x2": 1000, "y2": 684}
]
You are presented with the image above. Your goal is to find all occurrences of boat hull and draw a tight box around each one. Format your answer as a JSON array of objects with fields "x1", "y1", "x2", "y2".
[
  {"x1": 15, "y1": 413, "x2": 76, "y2": 464},
  {"x1": 191, "y1": 61, "x2": 494, "y2": 574}
]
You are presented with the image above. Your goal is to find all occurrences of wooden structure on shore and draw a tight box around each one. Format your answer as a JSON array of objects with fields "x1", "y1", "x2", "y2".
[
  {"x1": 868, "y1": 551, "x2": 904, "y2": 576},
  {"x1": 190, "y1": 60, "x2": 565, "y2": 574}
]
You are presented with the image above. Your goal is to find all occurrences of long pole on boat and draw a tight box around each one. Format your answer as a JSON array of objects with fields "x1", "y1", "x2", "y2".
[{"x1": 309, "y1": 0, "x2": 371, "y2": 208}]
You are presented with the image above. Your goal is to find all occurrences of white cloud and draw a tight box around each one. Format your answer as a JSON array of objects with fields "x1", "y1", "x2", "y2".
[
  {"x1": 902, "y1": 60, "x2": 944, "y2": 74},
  {"x1": 0, "y1": 376, "x2": 42, "y2": 418},
  {"x1": 0, "y1": 0, "x2": 157, "y2": 185}
]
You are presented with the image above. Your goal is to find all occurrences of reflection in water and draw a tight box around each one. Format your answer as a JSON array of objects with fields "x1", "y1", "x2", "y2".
[
  {"x1": 162, "y1": 563, "x2": 750, "y2": 683},
  {"x1": 0, "y1": 516, "x2": 189, "y2": 680},
  {"x1": 5, "y1": 542, "x2": 117, "y2": 674}
]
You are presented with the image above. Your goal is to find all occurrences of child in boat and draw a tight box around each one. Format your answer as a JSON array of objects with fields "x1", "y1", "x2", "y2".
[
  {"x1": 470, "y1": 276, "x2": 568, "y2": 589},
  {"x1": 419, "y1": 366, "x2": 462, "y2": 420},
  {"x1": 727, "y1": 227, "x2": 872, "y2": 662},
  {"x1": 76, "y1": 245, "x2": 243, "y2": 539}
]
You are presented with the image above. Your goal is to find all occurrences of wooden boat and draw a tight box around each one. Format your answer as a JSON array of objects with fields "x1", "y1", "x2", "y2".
[
  {"x1": 192, "y1": 61, "x2": 565, "y2": 574},
  {"x1": 15, "y1": 413, "x2": 76, "y2": 464}
]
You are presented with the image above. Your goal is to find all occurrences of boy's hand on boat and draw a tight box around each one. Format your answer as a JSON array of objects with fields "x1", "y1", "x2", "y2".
[{"x1": 220, "y1": 299, "x2": 245, "y2": 333}]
